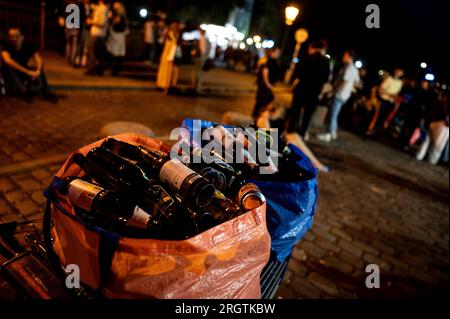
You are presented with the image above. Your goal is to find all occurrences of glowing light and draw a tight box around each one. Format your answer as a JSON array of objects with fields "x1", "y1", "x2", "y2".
[
  {"x1": 253, "y1": 35, "x2": 262, "y2": 43},
  {"x1": 235, "y1": 32, "x2": 245, "y2": 41},
  {"x1": 139, "y1": 8, "x2": 148, "y2": 18},
  {"x1": 239, "y1": 42, "x2": 246, "y2": 50},
  {"x1": 285, "y1": 6, "x2": 300, "y2": 25},
  {"x1": 293, "y1": 57, "x2": 299, "y2": 63},
  {"x1": 420, "y1": 62, "x2": 427, "y2": 69},
  {"x1": 378, "y1": 70, "x2": 384, "y2": 76},
  {"x1": 442, "y1": 84, "x2": 447, "y2": 90},
  {"x1": 246, "y1": 38, "x2": 253, "y2": 45},
  {"x1": 255, "y1": 42, "x2": 262, "y2": 49},
  {"x1": 262, "y1": 40, "x2": 275, "y2": 49},
  {"x1": 325, "y1": 54, "x2": 331, "y2": 59},
  {"x1": 355, "y1": 60, "x2": 363, "y2": 69},
  {"x1": 182, "y1": 30, "x2": 200, "y2": 41},
  {"x1": 425, "y1": 73, "x2": 435, "y2": 81},
  {"x1": 218, "y1": 38, "x2": 229, "y2": 47}
]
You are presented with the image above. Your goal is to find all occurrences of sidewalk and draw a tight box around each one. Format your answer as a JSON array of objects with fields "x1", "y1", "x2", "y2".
[{"x1": 43, "y1": 51, "x2": 289, "y2": 94}]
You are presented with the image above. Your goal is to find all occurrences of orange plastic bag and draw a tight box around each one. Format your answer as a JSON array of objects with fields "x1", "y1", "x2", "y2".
[{"x1": 47, "y1": 133, "x2": 271, "y2": 298}]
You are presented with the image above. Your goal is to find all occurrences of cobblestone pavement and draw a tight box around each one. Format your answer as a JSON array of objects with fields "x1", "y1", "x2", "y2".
[
  {"x1": 277, "y1": 132, "x2": 449, "y2": 298},
  {"x1": 0, "y1": 55, "x2": 448, "y2": 298}
]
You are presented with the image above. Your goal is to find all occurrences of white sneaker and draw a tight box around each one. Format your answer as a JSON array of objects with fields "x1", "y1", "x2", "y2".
[{"x1": 316, "y1": 133, "x2": 332, "y2": 142}]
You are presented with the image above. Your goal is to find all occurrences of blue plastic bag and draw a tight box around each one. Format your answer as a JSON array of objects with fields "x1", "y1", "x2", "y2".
[{"x1": 180, "y1": 118, "x2": 318, "y2": 261}]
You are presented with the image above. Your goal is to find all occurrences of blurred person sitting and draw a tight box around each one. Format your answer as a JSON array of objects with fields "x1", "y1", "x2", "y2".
[
  {"x1": 156, "y1": 21, "x2": 182, "y2": 93},
  {"x1": 0, "y1": 27, "x2": 57, "y2": 103},
  {"x1": 317, "y1": 50, "x2": 360, "y2": 142},
  {"x1": 286, "y1": 40, "x2": 330, "y2": 139},
  {"x1": 85, "y1": 0, "x2": 109, "y2": 76},
  {"x1": 256, "y1": 103, "x2": 329, "y2": 173},
  {"x1": 105, "y1": 1, "x2": 128, "y2": 76},
  {"x1": 251, "y1": 47, "x2": 280, "y2": 118},
  {"x1": 366, "y1": 67, "x2": 404, "y2": 135}
]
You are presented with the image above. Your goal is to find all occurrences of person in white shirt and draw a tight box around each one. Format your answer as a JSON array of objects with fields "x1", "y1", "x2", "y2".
[
  {"x1": 366, "y1": 68, "x2": 404, "y2": 135},
  {"x1": 379, "y1": 68, "x2": 404, "y2": 103},
  {"x1": 86, "y1": 0, "x2": 109, "y2": 75},
  {"x1": 317, "y1": 50, "x2": 360, "y2": 142}
]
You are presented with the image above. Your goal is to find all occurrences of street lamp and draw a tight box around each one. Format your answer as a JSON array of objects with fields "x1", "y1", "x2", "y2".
[
  {"x1": 284, "y1": 28, "x2": 308, "y2": 83},
  {"x1": 285, "y1": 6, "x2": 300, "y2": 25},
  {"x1": 281, "y1": 5, "x2": 300, "y2": 56},
  {"x1": 420, "y1": 62, "x2": 427, "y2": 69}
]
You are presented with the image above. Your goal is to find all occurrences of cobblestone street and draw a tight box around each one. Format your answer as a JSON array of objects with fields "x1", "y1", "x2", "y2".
[{"x1": 0, "y1": 54, "x2": 448, "y2": 299}]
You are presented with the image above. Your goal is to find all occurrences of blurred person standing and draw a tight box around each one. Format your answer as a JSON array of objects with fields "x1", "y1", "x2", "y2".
[
  {"x1": 105, "y1": 1, "x2": 128, "y2": 76},
  {"x1": 63, "y1": 0, "x2": 80, "y2": 66},
  {"x1": 86, "y1": 0, "x2": 109, "y2": 76},
  {"x1": 191, "y1": 28, "x2": 210, "y2": 93},
  {"x1": 317, "y1": 50, "x2": 360, "y2": 142},
  {"x1": 156, "y1": 21, "x2": 181, "y2": 93},
  {"x1": 154, "y1": 15, "x2": 168, "y2": 63},
  {"x1": 366, "y1": 67, "x2": 404, "y2": 135},
  {"x1": 143, "y1": 17, "x2": 156, "y2": 63},
  {"x1": 286, "y1": 40, "x2": 330, "y2": 138},
  {"x1": 74, "y1": 0, "x2": 92, "y2": 68},
  {"x1": 416, "y1": 90, "x2": 449, "y2": 165},
  {"x1": 405, "y1": 79, "x2": 437, "y2": 146},
  {"x1": 251, "y1": 47, "x2": 280, "y2": 118},
  {"x1": 225, "y1": 46, "x2": 236, "y2": 70}
]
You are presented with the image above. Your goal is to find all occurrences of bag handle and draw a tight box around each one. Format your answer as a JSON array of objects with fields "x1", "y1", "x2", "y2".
[{"x1": 43, "y1": 179, "x2": 120, "y2": 298}]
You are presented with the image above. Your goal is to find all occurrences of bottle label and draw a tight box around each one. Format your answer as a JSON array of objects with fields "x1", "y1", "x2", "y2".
[
  {"x1": 127, "y1": 206, "x2": 151, "y2": 229},
  {"x1": 159, "y1": 158, "x2": 198, "y2": 192},
  {"x1": 67, "y1": 179, "x2": 103, "y2": 211},
  {"x1": 199, "y1": 167, "x2": 226, "y2": 191}
]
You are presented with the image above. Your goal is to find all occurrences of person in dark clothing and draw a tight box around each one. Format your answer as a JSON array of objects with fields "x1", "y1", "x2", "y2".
[
  {"x1": 403, "y1": 80, "x2": 436, "y2": 142},
  {"x1": 1, "y1": 27, "x2": 57, "y2": 103},
  {"x1": 252, "y1": 47, "x2": 280, "y2": 118},
  {"x1": 286, "y1": 40, "x2": 330, "y2": 137}
]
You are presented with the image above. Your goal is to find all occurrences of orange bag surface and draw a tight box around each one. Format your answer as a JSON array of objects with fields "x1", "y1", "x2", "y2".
[{"x1": 48, "y1": 133, "x2": 271, "y2": 298}]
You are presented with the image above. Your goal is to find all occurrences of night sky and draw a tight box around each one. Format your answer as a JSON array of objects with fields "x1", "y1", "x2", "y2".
[{"x1": 280, "y1": 0, "x2": 449, "y2": 83}]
